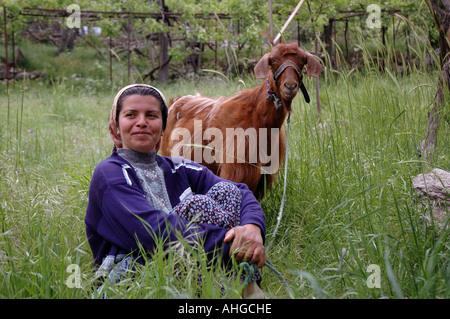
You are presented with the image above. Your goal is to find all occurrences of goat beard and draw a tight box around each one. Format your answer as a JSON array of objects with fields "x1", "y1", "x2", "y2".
[
  {"x1": 281, "y1": 94, "x2": 295, "y2": 113},
  {"x1": 280, "y1": 89, "x2": 298, "y2": 105}
]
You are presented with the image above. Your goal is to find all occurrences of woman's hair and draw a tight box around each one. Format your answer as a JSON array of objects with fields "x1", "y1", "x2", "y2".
[{"x1": 115, "y1": 86, "x2": 168, "y2": 130}]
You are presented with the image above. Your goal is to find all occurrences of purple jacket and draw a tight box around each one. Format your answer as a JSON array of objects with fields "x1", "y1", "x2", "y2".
[{"x1": 85, "y1": 152, "x2": 266, "y2": 265}]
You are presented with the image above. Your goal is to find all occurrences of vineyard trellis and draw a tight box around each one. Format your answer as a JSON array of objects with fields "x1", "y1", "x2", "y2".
[
  {"x1": 0, "y1": 1, "x2": 442, "y2": 90},
  {"x1": 1, "y1": 6, "x2": 237, "y2": 88}
]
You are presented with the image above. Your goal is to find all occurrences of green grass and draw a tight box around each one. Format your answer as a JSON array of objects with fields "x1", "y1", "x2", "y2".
[
  {"x1": 260, "y1": 70, "x2": 449, "y2": 299},
  {"x1": 1, "y1": 39, "x2": 449, "y2": 299}
]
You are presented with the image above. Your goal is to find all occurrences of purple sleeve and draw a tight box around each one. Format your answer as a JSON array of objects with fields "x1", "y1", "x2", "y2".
[
  {"x1": 186, "y1": 162, "x2": 266, "y2": 239},
  {"x1": 89, "y1": 167, "x2": 231, "y2": 262}
]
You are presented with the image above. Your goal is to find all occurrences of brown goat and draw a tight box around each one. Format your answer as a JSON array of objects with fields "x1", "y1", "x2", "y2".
[{"x1": 161, "y1": 43, "x2": 322, "y2": 199}]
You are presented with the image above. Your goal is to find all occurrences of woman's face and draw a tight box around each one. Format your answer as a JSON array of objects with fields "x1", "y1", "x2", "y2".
[{"x1": 117, "y1": 94, "x2": 163, "y2": 153}]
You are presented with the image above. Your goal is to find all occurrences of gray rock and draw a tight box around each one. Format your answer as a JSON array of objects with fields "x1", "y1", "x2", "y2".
[{"x1": 412, "y1": 169, "x2": 449, "y2": 229}]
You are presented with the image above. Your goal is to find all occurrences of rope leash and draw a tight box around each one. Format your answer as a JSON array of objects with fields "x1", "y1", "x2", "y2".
[
  {"x1": 240, "y1": 260, "x2": 295, "y2": 299},
  {"x1": 266, "y1": 111, "x2": 291, "y2": 252},
  {"x1": 264, "y1": 260, "x2": 295, "y2": 299},
  {"x1": 239, "y1": 111, "x2": 294, "y2": 298},
  {"x1": 239, "y1": 262, "x2": 257, "y2": 286},
  {"x1": 250, "y1": 66, "x2": 309, "y2": 297},
  {"x1": 264, "y1": 112, "x2": 294, "y2": 298}
]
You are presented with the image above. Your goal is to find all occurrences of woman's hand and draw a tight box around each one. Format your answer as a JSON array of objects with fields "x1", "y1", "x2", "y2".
[{"x1": 224, "y1": 224, "x2": 267, "y2": 268}]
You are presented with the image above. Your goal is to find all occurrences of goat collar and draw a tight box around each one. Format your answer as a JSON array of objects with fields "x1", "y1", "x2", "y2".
[
  {"x1": 266, "y1": 80, "x2": 282, "y2": 109},
  {"x1": 272, "y1": 61, "x2": 311, "y2": 104}
]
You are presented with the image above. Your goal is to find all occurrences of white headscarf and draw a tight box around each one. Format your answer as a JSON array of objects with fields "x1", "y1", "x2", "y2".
[{"x1": 108, "y1": 84, "x2": 169, "y2": 150}]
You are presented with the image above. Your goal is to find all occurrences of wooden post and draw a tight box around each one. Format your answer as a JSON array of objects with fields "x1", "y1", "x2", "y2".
[
  {"x1": 333, "y1": 18, "x2": 337, "y2": 70},
  {"x1": 12, "y1": 27, "x2": 15, "y2": 69},
  {"x1": 392, "y1": 15, "x2": 395, "y2": 47},
  {"x1": 315, "y1": 33, "x2": 321, "y2": 121},
  {"x1": 419, "y1": 59, "x2": 450, "y2": 159},
  {"x1": 269, "y1": 0, "x2": 273, "y2": 45},
  {"x1": 127, "y1": 12, "x2": 131, "y2": 83},
  {"x1": 109, "y1": 36, "x2": 113, "y2": 84},
  {"x1": 344, "y1": 20, "x2": 349, "y2": 62},
  {"x1": 214, "y1": 20, "x2": 218, "y2": 69},
  {"x1": 3, "y1": 6, "x2": 9, "y2": 89},
  {"x1": 157, "y1": 0, "x2": 170, "y2": 83},
  {"x1": 237, "y1": 19, "x2": 242, "y2": 50},
  {"x1": 323, "y1": 18, "x2": 334, "y2": 68},
  {"x1": 405, "y1": 29, "x2": 412, "y2": 72},
  {"x1": 147, "y1": 35, "x2": 155, "y2": 70}
]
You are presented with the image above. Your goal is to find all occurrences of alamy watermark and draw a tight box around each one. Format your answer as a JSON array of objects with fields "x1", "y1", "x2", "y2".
[
  {"x1": 366, "y1": 4, "x2": 381, "y2": 29},
  {"x1": 366, "y1": 264, "x2": 381, "y2": 288},
  {"x1": 65, "y1": 264, "x2": 82, "y2": 289},
  {"x1": 66, "y1": 4, "x2": 81, "y2": 29},
  {"x1": 169, "y1": 120, "x2": 281, "y2": 174}
]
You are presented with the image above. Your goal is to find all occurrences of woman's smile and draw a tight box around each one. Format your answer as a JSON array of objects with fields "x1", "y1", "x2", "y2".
[{"x1": 132, "y1": 131, "x2": 152, "y2": 136}]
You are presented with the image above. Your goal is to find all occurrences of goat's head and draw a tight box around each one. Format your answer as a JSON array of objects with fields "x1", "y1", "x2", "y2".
[{"x1": 254, "y1": 43, "x2": 322, "y2": 108}]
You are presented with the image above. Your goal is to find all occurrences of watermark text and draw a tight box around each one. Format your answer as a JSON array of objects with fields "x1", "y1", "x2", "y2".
[
  {"x1": 170, "y1": 120, "x2": 280, "y2": 174},
  {"x1": 366, "y1": 264, "x2": 381, "y2": 288},
  {"x1": 66, "y1": 4, "x2": 81, "y2": 29},
  {"x1": 366, "y1": 4, "x2": 381, "y2": 29}
]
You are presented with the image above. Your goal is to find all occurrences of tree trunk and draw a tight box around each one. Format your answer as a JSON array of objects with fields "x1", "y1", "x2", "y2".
[
  {"x1": 157, "y1": 32, "x2": 170, "y2": 83},
  {"x1": 147, "y1": 35, "x2": 155, "y2": 70},
  {"x1": 3, "y1": 5, "x2": 9, "y2": 89},
  {"x1": 344, "y1": 20, "x2": 349, "y2": 63},
  {"x1": 57, "y1": 26, "x2": 77, "y2": 56},
  {"x1": 323, "y1": 18, "x2": 335, "y2": 68},
  {"x1": 427, "y1": 0, "x2": 450, "y2": 63},
  {"x1": 420, "y1": 0, "x2": 450, "y2": 159},
  {"x1": 157, "y1": 0, "x2": 171, "y2": 83},
  {"x1": 419, "y1": 58, "x2": 450, "y2": 159},
  {"x1": 315, "y1": 33, "x2": 322, "y2": 121},
  {"x1": 405, "y1": 29, "x2": 412, "y2": 74}
]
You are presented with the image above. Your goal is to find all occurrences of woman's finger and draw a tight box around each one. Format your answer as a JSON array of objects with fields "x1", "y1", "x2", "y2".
[
  {"x1": 249, "y1": 246, "x2": 267, "y2": 268},
  {"x1": 224, "y1": 228, "x2": 235, "y2": 243}
]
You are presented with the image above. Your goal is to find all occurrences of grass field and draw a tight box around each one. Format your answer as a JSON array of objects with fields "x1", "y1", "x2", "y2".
[{"x1": 0, "y1": 42, "x2": 449, "y2": 299}]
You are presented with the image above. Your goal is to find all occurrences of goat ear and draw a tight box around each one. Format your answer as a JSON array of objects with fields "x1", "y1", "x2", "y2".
[
  {"x1": 254, "y1": 53, "x2": 270, "y2": 79},
  {"x1": 305, "y1": 53, "x2": 323, "y2": 77}
]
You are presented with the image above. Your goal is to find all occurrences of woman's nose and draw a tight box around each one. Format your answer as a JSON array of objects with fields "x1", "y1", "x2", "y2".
[{"x1": 136, "y1": 115, "x2": 148, "y2": 127}]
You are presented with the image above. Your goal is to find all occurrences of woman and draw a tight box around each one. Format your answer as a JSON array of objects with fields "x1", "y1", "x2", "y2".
[{"x1": 85, "y1": 84, "x2": 267, "y2": 298}]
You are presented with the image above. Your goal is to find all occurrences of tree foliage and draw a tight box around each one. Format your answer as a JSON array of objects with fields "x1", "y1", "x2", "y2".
[{"x1": 1, "y1": 0, "x2": 445, "y2": 81}]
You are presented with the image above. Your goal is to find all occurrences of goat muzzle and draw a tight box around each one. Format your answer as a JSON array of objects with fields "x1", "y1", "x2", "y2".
[{"x1": 273, "y1": 61, "x2": 310, "y2": 103}]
